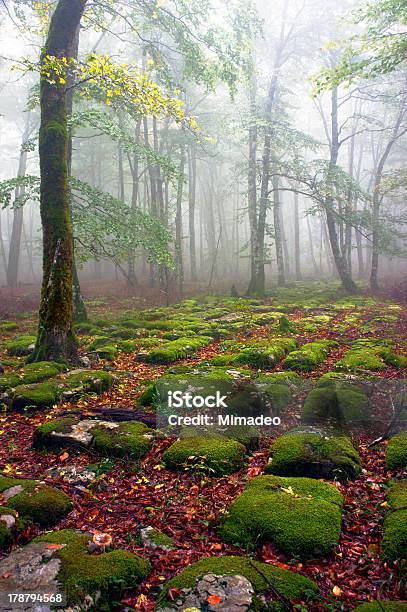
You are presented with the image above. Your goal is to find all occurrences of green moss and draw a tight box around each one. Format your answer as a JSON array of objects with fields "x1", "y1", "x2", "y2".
[
  {"x1": 230, "y1": 338, "x2": 297, "y2": 369},
  {"x1": 265, "y1": 427, "x2": 361, "y2": 480},
  {"x1": 4, "y1": 335, "x2": 36, "y2": 356},
  {"x1": 32, "y1": 417, "x2": 77, "y2": 449},
  {"x1": 386, "y1": 431, "x2": 407, "y2": 470},
  {"x1": 163, "y1": 436, "x2": 246, "y2": 476},
  {"x1": 33, "y1": 529, "x2": 150, "y2": 607},
  {"x1": 156, "y1": 555, "x2": 319, "y2": 610},
  {"x1": 302, "y1": 381, "x2": 370, "y2": 426},
  {"x1": 139, "y1": 336, "x2": 212, "y2": 364},
  {"x1": 147, "y1": 528, "x2": 175, "y2": 549},
  {"x1": 353, "y1": 603, "x2": 407, "y2": 611},
  {"x1": 256, "y1": 381, "x2": 292, "y2": 413},
  {"x1": 220, "y1": 475, "x2": 343, "y2": 558},
  {"x1": 92, "y1": 422, "x2": 152, "y2": 458},
  {"x1": 0, "y1": 507, "x2": 18, "y2": 550},
  {"x1": 381, "y1": 481, "x2": 407, "y2": 561},
  {"x1": 0, "y1": 361, "x2": 66, "y2": 392},
  {"x1": 65, "y1": 370, "x2": 114, "y2": 394},
  {"x1": 0, "y1": 476, "x2": 72, "y2": 527},
  {"x1": 283, "y1": 340, "x2": 336, "y2": 372},
  {"x1": 0, "y1": 322, "x2": 19, "y2": 332},
  {"x1": 11, "y1": 381, "x2": 61, "y2": 410}
]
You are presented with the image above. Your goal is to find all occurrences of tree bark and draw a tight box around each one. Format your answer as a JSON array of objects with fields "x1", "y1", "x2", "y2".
[
  {"x1": 30, "y1": 0, "x2": 87, "y2": 363},
  {"x1": 272, "y1": 175, "x2": 285, "y2": 286},
  {"x1": 7, "y1": 132, "x2": 29, "y2": 287},
  {"x1": 175, "y1": 143, "x2": 186, "y2": 291},
  {"x1": 188, "y1": 141, "x2": 197, "y2": 281},
  {"x1": 294, "y1": 191, "x2": 301, "y2": 279}
]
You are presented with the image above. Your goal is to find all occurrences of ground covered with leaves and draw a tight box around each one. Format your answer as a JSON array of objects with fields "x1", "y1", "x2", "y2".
[{"x1": 0, "y1": 281, "x2": 406, "y2": 611}]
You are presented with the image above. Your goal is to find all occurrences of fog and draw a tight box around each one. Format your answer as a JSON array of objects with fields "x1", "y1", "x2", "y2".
[{"x1": 0, "y1": 0, "x2": 406, "y2": 298}]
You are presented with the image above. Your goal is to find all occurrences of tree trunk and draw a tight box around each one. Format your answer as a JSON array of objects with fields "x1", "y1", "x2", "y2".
[
  {"x1": 246, "y1": 74, "x2": 258, "y2": 294},
  {"x1": 188, "y1": 141, "x2": 197, "y2": 281},
  {"x1": 325, "y1": 87, "x2": 357, "y2": 292},
  {"x1": 294, "y1": 191, "x2": 301, "y2": 279},
  {"x1": 175, "y1": 143, "x2": 186, "y2": 291},
  {"x1": 68, "y1": 23, "x2": 88, "y2": 322},
  {"x1": 272, "y1": 175, "x2": 285, "y2": 286},
  {"x1": 30, "y1": 0, "x2": 87, "y2": 363},
  {"x1": 7, "y1": 139, "x2": 28, "y2": 287}
]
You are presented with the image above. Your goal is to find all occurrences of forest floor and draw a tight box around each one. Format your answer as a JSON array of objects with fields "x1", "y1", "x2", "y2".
[{"x1": 0, "y1": 281, "x2": 406, "y2": 611}]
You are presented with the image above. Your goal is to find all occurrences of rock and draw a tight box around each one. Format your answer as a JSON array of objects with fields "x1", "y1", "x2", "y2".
[
  {"x1": 219, "y1": 475, "x2": 343, "y2": 559},
  {"x1": 159, "y1": 573, "x2": 254, "y2": 611},
  {"x1": 78, "y1": 355, "x2": 91, "y2": 368},
  {"x1": 156, "y1": 555, "x2": 319, "y2": 610},
  {"x1": 140, "y1": 526, "x2": 175, "y2": 551},
  {"x1": 163, "y1": 435, "x2": 246, "y2": 476},
  {"x1": 381, "y1": 481, "x2": 407, "y2": 561},
  {"x1": 0, "y1": 475, "x2": 72, "y2": 532},
  {"x1": 265, "y1": 425, "x2": 361, "y2": 480},
  {"x1": 0, "y1": 542, "x2": 62, "y2": 611},
  {"x1": 301, "y1": 378, "x2": 370, "y2": 426},
  {"x1": 33, "y1": 418, "x2": 153, "y2": 458},
  {"x1": 386, "y1": 430, "x2": 407, "y2": 469},
  {"x1": 0, "y1": 529, "x2": 151, "y2": 611},
  {"x1": 46, "y1": 465, "x2": 97, "y2": 486}
]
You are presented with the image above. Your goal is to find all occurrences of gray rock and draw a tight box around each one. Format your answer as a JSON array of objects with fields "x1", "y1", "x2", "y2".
[
  {"x1": 45, "y1": 465, "x2": 96, "y2": 486},
  {"x1": 0, "y1": 542, "x2": 62, "y2": 611},
  {"x1": 2, "y1": 485, "x2": 24, "y2": 502},
  {"x1": 51, "y1": 419, "x2": 119, "y2": 447},
  {"x1": 158, "y1": 573, "x2": 254, "y2": 611}
]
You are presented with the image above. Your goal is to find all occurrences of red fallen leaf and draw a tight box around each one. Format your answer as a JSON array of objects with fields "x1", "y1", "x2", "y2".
[
  {"x1": 1, "y1": 572, "x2": 12, "y2": 578},
  {"x1": 210, "y1": 543, "x2": 222, "y2": 551},
  {"x1": 86, "y1": 508, "x2": 100, "y2": 521},
  {"x1": 45, "y1": 543, "x2": 65, "y2": 550},
  {"x1": 247, "y1": 466, "x2": 262, "y2": 478},
  {"x1": 59, "y1": 451, "x2": 69, "y2": 462},
  {"x1": 207, "y1": 595, "x2": 222, "y2": 605}
]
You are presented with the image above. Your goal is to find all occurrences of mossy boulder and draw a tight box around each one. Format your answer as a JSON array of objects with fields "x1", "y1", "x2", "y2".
[
  {"x1": 219, "y1": 475, "x2": 343, "y2": 558},
  {"x1": 386, "y1": 431, "x2": 407, "y2": 470},
  {"x1": 283, "y1": 340, "x2": 336, "y2": 372},
  {"x1": 0, "y1": 506, "x2": 19, "y2": 550},
  {"x1": 335, "y1": 339, "x2": 406, "y2": 371},
  {"x1": 0, "y1": 361, "x2": 67, "y2": 392},
  {"x1": 11, "y1": 381, "x2": 61, "y2": 410},
  {"x1": 141, "y1": 526, "x2": 175, "y2": 550},
  {"x1": 156, "y1": 556, "x2": 319, "y2": 611},
  {"x1": 138, "y1": 336, "x2": 212, "y2": 364},
  {"x1": 64, "y1": 369, "x2": 114, "y2": 394},
  {"x1": 302, "y1": 380, "x2": 370, "y2": 426},
  {"x1": 4, "y1": 334, "x2": 36, "y2": 356},
  {"x1": 33, "y1": 418, "x2": 153, "y2": 458},
  {"x1": 0, "y1": 476, "x2": 72, "y2": 527},
  {"x1": 265, "y1": 426, "x2": 361, "y2": 480},
  {"x1": 0, "y1": 529, "x2": 150, "y2": 609},
  {"x1": 230, "y1": 338, "x2": 297, "y2": 369},
  {"x1": 163, "y1": 436, "x2": 246, "y2": 476},
  {"x1": 0, "y1": 321, "x2": 19, "y2": 332},
  {"x1": 381, "y1": 481, "x2": 407, "y2": 561}
]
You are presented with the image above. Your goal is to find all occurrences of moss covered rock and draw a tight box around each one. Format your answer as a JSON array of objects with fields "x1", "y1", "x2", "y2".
[
  {"x1": 386, "y1": 431, "x2": 407, "y2": 470},
  {"x1": 301, "y1": 380, "x2": 370, "y2": 426},
  {"x1": 0, "y1": 361, "x2": 67, "y2": 392},
  {"x1": 0, "y1": 529, "x2": 150, "y2": 609},
  {"x1": 138, "y1": 336, "x2": 212, "y2": 364},
  {"x1": 335, "y1": 339, "x2": 406, "y2": 371},
  {"x1": 4, "y1": 334, "x2": 36, "y2": 356},
  {"x1": 283, "y1": 340, "x2": 336, "y2": 372},
  {"x1": 33, "y1": 418, "x2": 153, "y2": 458},
  {"x1": 219, "y1": 475, "x2": 343, "y2": 558},
  {"x1": 163, "y1": 436, "x2": 246, "y2": 476},
  {"x1": 230, "y1": 338, "x2": 297, "y2": 369},
  {"x1": 11, "y1": 381, "x2": 61, "y2": 410},
  {"x1": 381, "y1": 481, "x2": 407, "y2": 561},
  {"x1": 0, "y1": 476, "x2": 72, "y2": 527},
  {"x1": 265, "y1": 426, "x2": 361, "y2": 480},
  {"x1": 156, "y1": 556, "x2": 319, "y2": 611},
  {"x1": 64, "y1": 369, "x2": 114, "y2": 394}
]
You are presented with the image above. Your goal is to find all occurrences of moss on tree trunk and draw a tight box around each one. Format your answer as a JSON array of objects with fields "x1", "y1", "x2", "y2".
[{"x1": 29, "y1": 0, "x2": 87, "y2": 363}]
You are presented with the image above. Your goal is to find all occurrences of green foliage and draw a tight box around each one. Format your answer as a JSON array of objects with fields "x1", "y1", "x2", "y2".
[
  {"x1": 313, "y1": 0, "x2": 407, "y2": 91},
  {"x1": 220, "y1": 475, "x2": 343, "y2": 558}
]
